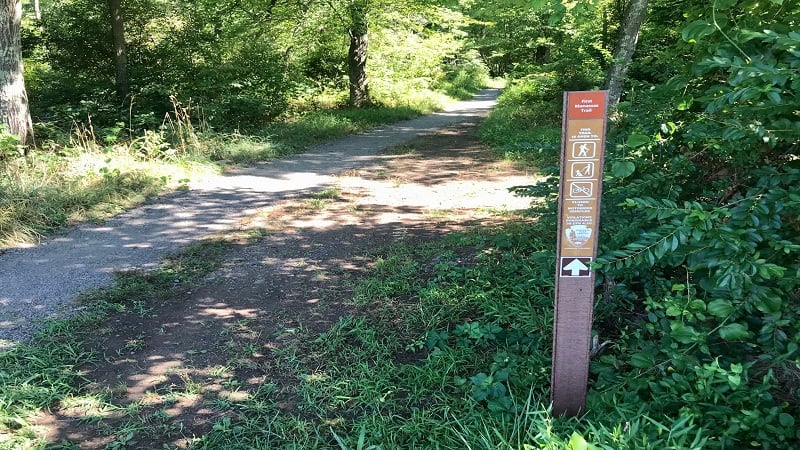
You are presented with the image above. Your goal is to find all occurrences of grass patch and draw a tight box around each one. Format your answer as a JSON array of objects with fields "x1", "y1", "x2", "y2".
[
  {"x1": 0, "y1": 154, "x2": 184, "y2": 248},
  {"x1": 176, "y1": 221, "x2": 564, "y2": 449},
  {"x1": 384, "y1": 143, "x2": 417, "y2": 155},
  {"x1": 477, "y1": 75, "x2": 565, "y2": 169},
  {"x1": 0, "y1": 148, "x2": 218, "y2": 249},
  {"x1": 0, "y1": 210, "x2": 721, "y2": 448},
  {"x1": 266, "y1": 104, "x2": 432, "y2": 153},
  {"x1": 0, "y1": 84, "x2": 467, "y2": 249},
  {"x1": 80, "y1": 238, "x2": 231, "y2": 306},
  {"x1": 309, "y1": 187, "x2": 342, "y2": 201},
  {"x1": 0, "y1": 218, "x2": 544, "y2": 448},
  {"x1": 0, "y1": 237, "x2": 232, "y2": 448}
]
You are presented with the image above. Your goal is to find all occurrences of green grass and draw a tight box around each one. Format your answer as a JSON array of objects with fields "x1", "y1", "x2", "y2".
[
  {"x1": 0, "y1": 219, "x2": 549, "y2": 449},
  {"x1": 0, "y1": 154, "x2": 171, "y2": 247},
  {"x1": 477, "y1": 83, "x2": 563, "y2": 169},
  {"x1": 185, "y1": 221, "x2": 698, "y2": 450},
  {"x1": 0, "y1": 238, "x2": 231, "y2": 448},
  {"x1": 0, "y1": 81, "x2": 480, "y2": 250},
  {"x1": 178, "y1": 224, "x2": 569, "y2": 449},
  {"x1": 266, "y1": 104, "x2": 434, "y2": 152},
  {"x1": 0, "y1": 211, "x2": 723, "y2": 449}
]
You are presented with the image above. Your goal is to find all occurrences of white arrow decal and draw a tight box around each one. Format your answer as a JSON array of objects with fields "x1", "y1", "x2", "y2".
[{"x1": 563, "y1": 258, "x2": 589, "y2": 276}]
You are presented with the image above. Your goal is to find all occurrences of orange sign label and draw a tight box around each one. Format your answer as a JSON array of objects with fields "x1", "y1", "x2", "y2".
[{"x1": 566, "y1": 91, "x2": 607, "y2": 119}]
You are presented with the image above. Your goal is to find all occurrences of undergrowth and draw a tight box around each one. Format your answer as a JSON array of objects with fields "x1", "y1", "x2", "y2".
[
  {"x1": 0, "y1": 238, "x2": 231, "y2": 448},
  {"x1": 485, "y1": 44, "x2": 800, "y2": 448},
  {"x1": 0, "y1": 85, "x2": 463, "y2": 250}
]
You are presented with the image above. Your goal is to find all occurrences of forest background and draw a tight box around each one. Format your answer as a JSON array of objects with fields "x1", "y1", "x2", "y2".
[{"x1": 0, "y1": 0, "x2": 798, "y2": 448}]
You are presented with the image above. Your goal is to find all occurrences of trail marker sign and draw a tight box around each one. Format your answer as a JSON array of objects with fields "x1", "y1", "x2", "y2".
[{"x1": 551, "y1": 90, "x2": 608, "y2": 416}]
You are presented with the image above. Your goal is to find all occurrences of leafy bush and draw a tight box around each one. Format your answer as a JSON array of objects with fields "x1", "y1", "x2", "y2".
[
  {"x1": 0, "y1": 127, "x2": 25, "y2": 160},
  {"x1": 434, "y1": 50, "x2": 491, "y2": 99},
  {"x1": 472, "y1": 3, "x2": 799, "y2": 448},
  {"x1": 590, "y1": 4, "x2": 800, "y2": 448},
  {"x1": 478, "y1": 77, "x2": 563, "y2": 164}
]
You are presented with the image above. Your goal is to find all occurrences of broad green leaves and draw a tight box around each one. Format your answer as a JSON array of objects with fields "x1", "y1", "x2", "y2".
[
  {"x1": 706, "y1": 299, "x2": 734, "y2": 318},
  {"x1": 718, "y1": 323, "x2": 749, "y2": 341},
  {"x1": 610, "y1": 160, "x2": 635, "y2": 178},
  {"x1": 670, "y1": 322, "x2": 700, "y2": 344},
  {"x1": 681, "y1": 20, "x2": 715, "y2": 42},
  {"x1": 567, "y1": 432, "x2": 601, "y2": 450},
  {"x1": 625, "y1": 133, "x2": 650, "y2": 148},
  {"x1": 630, "y1": 351, "x2": 655, "y2": 368}
]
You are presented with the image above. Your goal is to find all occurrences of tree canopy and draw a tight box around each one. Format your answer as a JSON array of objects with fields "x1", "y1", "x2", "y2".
[{"x1": 2, "y1": 0, "x2": 799, "y2": 447}]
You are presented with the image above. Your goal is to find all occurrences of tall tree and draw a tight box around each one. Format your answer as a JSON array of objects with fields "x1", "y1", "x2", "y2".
[
  {"x1": 604, "y1": 0, "x2": 649, "y2": 109},
  {"x1": 0, "y1": 0, "x2": 32, "y2": 145},
  {"x1": 347, "y1": 0, "x2": 370, "y2": 107},
  {"x1": 108, "y1": 0, "x2": 129, "y2": 98}
]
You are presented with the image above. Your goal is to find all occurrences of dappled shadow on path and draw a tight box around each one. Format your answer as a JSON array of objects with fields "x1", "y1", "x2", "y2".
[
  {"x1": 35, "y1": 199, "x2": 494, "y2": 448},
  {"x1": 22, "y1": 90, "x2": 539, "y2": 447},
  {"x1": 0, "y1": 89, "x2": 503, "y2": 346}
]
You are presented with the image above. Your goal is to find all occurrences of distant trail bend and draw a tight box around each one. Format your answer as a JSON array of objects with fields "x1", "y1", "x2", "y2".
[{"x1": 0, "y1": 89, "x2": 503, "y2": 346}]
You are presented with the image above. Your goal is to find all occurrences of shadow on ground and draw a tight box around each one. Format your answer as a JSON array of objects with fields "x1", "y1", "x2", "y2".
[{"x1": 32, "y1": 117, "x2": 537, "y2": 448}]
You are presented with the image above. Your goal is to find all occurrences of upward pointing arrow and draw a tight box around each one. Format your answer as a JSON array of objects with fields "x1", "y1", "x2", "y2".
[{"x1": 563, "y1": 258, "x2": 589, "y2": 276}]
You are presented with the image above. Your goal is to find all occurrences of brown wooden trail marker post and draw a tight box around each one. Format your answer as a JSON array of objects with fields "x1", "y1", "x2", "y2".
[{"x1": 551, "y1": 90, "x2": 608, "y2": 416}]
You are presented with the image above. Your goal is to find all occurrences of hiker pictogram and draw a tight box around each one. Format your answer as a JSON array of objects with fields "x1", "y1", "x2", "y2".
[{"x1": 572, "y1": 141, "x2": 596, "y2": 159}]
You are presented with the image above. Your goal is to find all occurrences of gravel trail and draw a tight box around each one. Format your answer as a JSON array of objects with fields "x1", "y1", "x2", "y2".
[{"x1": 0, "y1": 89, "x2": 506, "y2": 346}]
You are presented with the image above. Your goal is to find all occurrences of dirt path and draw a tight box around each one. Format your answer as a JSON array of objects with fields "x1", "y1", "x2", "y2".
[
  {"x1": 0, "y1": 89, "x2": 510, "y2": 347},
  {"x1": 2, "y1": 90, "x2": 534, "y2": 449},
  {"x1": 28, "y1": 98, "x2": 540, "y2": 448}
]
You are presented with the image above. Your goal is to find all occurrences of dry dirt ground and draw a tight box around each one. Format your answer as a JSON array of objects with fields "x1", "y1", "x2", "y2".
[{"x1": 33, "y1": 122, "x2": 538, "y2": 448}]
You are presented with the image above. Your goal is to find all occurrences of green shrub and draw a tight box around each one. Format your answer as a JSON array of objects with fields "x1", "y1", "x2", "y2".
[
  {"x1": 478, "y1": 77, "x2": 562, "y2": 165},
  {"x1": 589, "y1": 9, "x2": 800, "y2": 449},
  {"x1": 0, "y1": 127, "x2": 25, "y2": 160},
  {"x1": 474, "y1": 7, "x2": 800, "y2": 447},
  {"x1": 434, "y1": 50, "x2": 491, "y2": 99}
]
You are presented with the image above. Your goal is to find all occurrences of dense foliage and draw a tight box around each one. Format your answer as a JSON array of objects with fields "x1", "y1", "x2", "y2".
[
  {"x1": 478, "y1": 0, "x2": 799, "y2": 447},
  {"x1": 1, "y1": 0, "x2": 798, "y2": 448},
  {"x1": 21, "y1": 0, "x2": 484, "y2": 135},
  {"x1": 595, "y1": 2, "x2": 799, "y2": 446}
]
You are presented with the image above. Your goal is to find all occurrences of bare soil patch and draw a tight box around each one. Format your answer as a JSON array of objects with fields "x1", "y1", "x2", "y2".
[{"x1": 35, "y1": 121, "x2": 536, "y2": 448}]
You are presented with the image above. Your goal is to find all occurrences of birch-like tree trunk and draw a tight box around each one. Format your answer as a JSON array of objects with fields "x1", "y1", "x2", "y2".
[
  {"x1": 0, "y1": 0, "x2": 32, "y2": 145},
  {"x1": 347, "y1": 0, "x2": 370, "y2": 107},
  {"x1": 604, "y1": 0, "x2": 649, "y2": 109},
  {"x1": 108, "y1": 0, "x2": 129, "y2": 98}
]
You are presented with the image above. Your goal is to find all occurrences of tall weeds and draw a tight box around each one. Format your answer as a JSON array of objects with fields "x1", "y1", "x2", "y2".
[{"x1": 0, "y1": 85, "x2": 464, "y2": 249}]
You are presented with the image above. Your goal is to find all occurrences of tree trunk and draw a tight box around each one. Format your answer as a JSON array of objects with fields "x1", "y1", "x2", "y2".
[
  {"x1": 347, "y1": 1, "x2": 370, "y2": 107},
  {"x1": 108, "y1": 0, "x2": 129, "y2": 99},
  {"x1": 604, "y1": 0, "x2": 649, "y2": 109},
  {"x1": 0, "y1": 0, "x2": 33, "y2": 145},
  {"x1": 33, "y1": 0, "x2": 41, "y2": 21}
]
